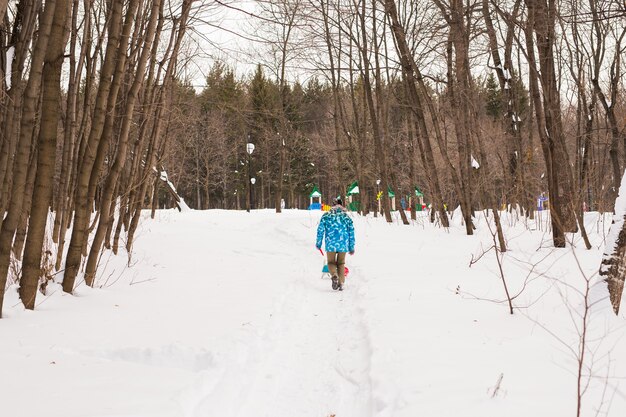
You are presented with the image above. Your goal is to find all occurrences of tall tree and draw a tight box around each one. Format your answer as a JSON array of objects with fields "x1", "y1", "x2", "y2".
[
  {"x1": 84, "y1": 0, "x2": 163, "y2": 286},
  {"x1": 0, "y1": 0, "x2": 57, "y2": 316},
  {"x1": 62, "y1": 0, "x2": 126, "y2": 293},
  {"x1": 357, "y1": 0, "x2": 391, "y2": 222},
  {"x1": 383, "y1": 0, "x2": 450, "y2": 227},
  {"x1": 482, "y1": 0, "x2": 528, "y2": 210},
  {"x1": 524, "y1": 0, "x2": 577, "y2": 247},
  {"x1": 20, "y1": 0, "x2": 71, "y2": 309},
  {"x1": 434, "y1": 0, "x2": 476, "y2": 235}
]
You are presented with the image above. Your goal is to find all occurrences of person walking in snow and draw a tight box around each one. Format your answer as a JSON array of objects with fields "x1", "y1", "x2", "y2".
[{"x1": 316, "y1": 197, "x2": 355, "y2": 291}]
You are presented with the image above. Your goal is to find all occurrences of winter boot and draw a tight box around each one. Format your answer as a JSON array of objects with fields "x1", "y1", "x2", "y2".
[{"x1": 331, "y1": 275, "x2": 339, "y2": 290}]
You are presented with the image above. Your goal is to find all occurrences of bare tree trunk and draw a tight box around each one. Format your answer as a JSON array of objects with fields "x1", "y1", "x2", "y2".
[
  {"x1": 126, "y1": 0, "x2": 192, "y2": 252},
  {"x1": 406, "y1": 117, "x2": 417, "y2": 221},
  {"x1": 274, "y1": 1, "x2": 300, "y2": 214},
  {"x1": 483, "y1": 0, "x2": 525, "y2": 209},
  {"x1": 0, "y1": 0, "x2": 56, "y2": 317},
  {"x1": 12, "y1": 148, "x2": 38, "y2": 261},
  {"x1": 121, "y1": 0, "x2": 165, "y2": 248},
  {"x1": 52, "y1": 0, "x2": 87, "y2": 246},
  {"x1": 0, "y1": 0, "x2": 40, "y2": 216},
  {"x1": 524, "y1": 1, "x2": 569, "y2": 247},
  {"x1": 320, "y1": 0, "x2": 344, "y2": 192},
  {"x1": 20, "y1": 0, "x2": 70, "y2": 310},
  {"x1": 592, "y1": 67, "x2": 624, "y2": 206},
  {"x1": 440, "y1": 1, "x2": 474, "y2": 235},
  {"x1": 562, "y1": 8, "x2": 592, "y2": 250},
  {"x1": 475, "y1": 114, "x2": 507, "y2": 252},
  {"x1": 62, "y1": 0, "x2": 124, "y2": 293},
  {"x1": 588, "y1": 1, "x2": 625, "y2": 208},
  {"x1": 525, "y1": 0, "x2": 577, "y2": 244},
  {"x1": 84, "y1": 0, "x2": 161, "y2": 287},
  {"x1": 359, "y1": 0, "x2": 391, "y2": 222},
  {"x1": 86, "y1": 0, "x2": 140, "y2": 212},
  {"x1": 112, "y1": 202, "x2": 125, "y2": 255},
  {"x1": 383, "y1": 0, "x2": 449, "y2": 227},
  {"x1": 0, "y1": 1, "x2": 8, "y2": 25},
  {"x1": 275, "y1": 135, "x2": 286, "y2": 213}
]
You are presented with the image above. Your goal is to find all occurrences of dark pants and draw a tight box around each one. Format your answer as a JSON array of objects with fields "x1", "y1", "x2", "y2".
[{"x1": 327, "y1": 251, "x2": 347, "y2": 284}]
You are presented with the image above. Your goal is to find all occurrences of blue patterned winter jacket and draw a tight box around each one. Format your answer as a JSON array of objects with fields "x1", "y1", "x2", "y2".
[{"x1": 316, "y1": 207, "x2": 355, "y2": 253}]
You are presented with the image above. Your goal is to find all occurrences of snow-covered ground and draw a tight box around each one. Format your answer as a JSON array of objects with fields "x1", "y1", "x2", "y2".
[{"x1": 1, "y1": 209, "x2": 625, "y2": 417}]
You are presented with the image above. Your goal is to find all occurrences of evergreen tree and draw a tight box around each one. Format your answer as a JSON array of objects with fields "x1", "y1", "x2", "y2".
[
  {"x1": 248, "y1": 64, "x2": 280, "y2": 142},
  {"x1": 485, "y1": 73, "x2": 502, "y2": 119}
]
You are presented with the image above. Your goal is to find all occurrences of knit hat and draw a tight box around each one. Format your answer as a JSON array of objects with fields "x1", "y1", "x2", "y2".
[{"x1": 333, "y1": 196, "x2": 343, "y2": 206}]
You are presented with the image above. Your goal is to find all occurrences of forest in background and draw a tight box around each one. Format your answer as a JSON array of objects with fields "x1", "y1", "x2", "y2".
[{"x1": 0, "y1": 0, "x2": 625, "y2": 315}]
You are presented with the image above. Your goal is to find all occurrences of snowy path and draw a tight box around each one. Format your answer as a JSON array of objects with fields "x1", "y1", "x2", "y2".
[{"x1": 182, "y1": 216, "x2": 373, "y2": 417}]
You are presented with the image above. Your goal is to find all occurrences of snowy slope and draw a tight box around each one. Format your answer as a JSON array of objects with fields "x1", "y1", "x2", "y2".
[{"x1": 1, "y1": 209, "x2": 624, "y2": 417}]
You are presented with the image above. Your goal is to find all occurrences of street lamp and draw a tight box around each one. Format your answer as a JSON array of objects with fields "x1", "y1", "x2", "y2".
[
  {"x1": 250, "y1": 177, "x2": 257, "y2": 210},
  {"x1": 376, "y1": 179, "x2": 381, "y2": 214},
  {"x1": 247, "y1": 141, "x2": 255, "y2": 212}
]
